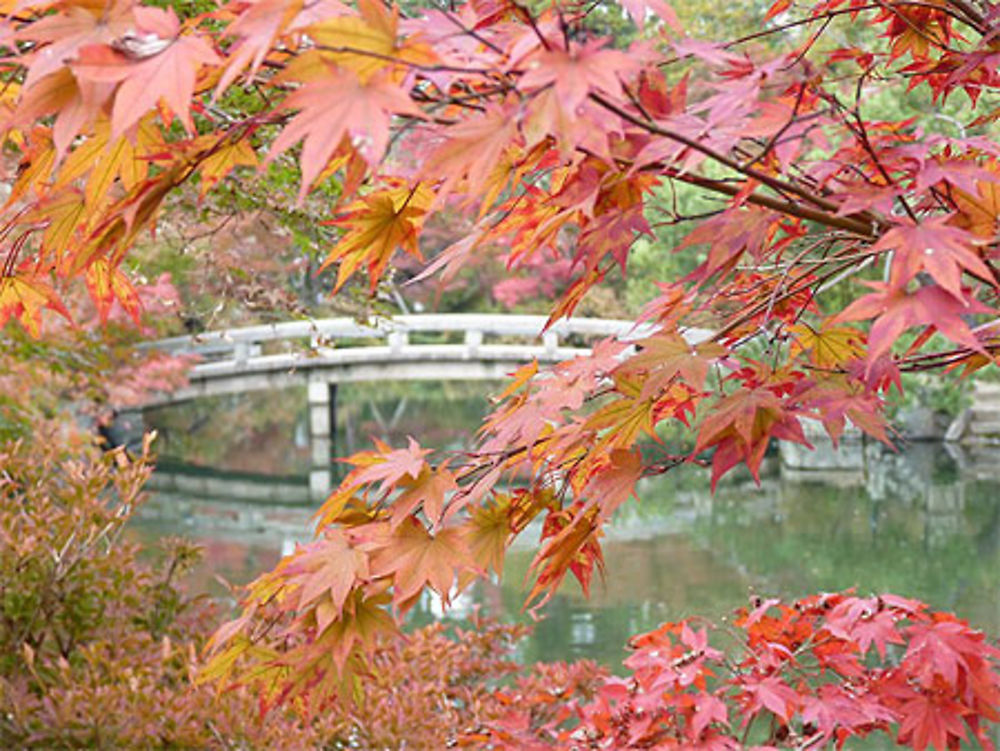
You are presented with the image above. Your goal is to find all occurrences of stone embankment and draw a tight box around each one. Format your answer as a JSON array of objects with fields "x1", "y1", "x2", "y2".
[{"x1": 946, "y1": 381, "x2": 1000, "y2": 445}]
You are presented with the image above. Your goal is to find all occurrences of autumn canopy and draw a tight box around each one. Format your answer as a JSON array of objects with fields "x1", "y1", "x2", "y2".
[{"x1": 3, "y1": 0, "x2": 1000, "y2": 743}]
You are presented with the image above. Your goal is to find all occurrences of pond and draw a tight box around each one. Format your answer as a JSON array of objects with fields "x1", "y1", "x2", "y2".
[{"x1": 129, "y1": 382, "x2": 1000, "y2": 672}]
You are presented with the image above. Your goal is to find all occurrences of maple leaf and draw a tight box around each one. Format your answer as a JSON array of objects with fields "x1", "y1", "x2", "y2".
[
  {"x1": 214, "y1": 0, "x2": 313, "y2": 96},
  {"x1": 794, "y1": 380, "x2": 888, "y2": 445},
  {"x1": 788, "y1": 322, "x2": 866, "y2": 368},
  {"x1": 952, "y1": 180, "x2": 1000, "y2": 239},
  {"x1": 281, "y1": 531, "x2": 369, "y2": 631},
  {"x1": 824, "y1": 596, "x2": 904, "y2": 659},
  {"x1": 618, "y1": 0, "x2": 682, "y2": 33},
  {"x1": 527, "y1": 505, "x2": 604, "y2": 608},
  {"x1": 321, "y1": 183, "x2": 432, "y2": 290},
  {"x1": 85, "y1": 257, "x2": 141, "y2": 324},
  {"x1": 463, "y1": 495, "x2": 512, "y2": 577},
  {"x1": 695, "y1": 386, "x2": 809, "y2": 489},
  {"x1": 765, "y1": 0, "x2": 792, "y2": 21},
  {"x1": 304, "y1": 0, "x2": 430, "y2": 82},
  {"x1": 876, "y1": 216, "x2": 992, "y2": 301},
  {"x1": 16, "y1": 0, "x2": 135, "y2": 91},
  {"x1": 581, "y1": 448, "x2": 642, "y2": 521},
  {"x1": 63, "y1": 163, "x2": 188, "y2": 277},
  {"x1": 8, "y1": 128, "x2": 58, "y2": 206},
  {"x1": 799, "y1": 685, "x2": 896, "y2": 744},
  {"x1": 389, "y1": 464, "x2": 457, "y2": 529},
  {"x1": 12, "y1": 69, "x2": 112, "y2": 158},
  {"x1": 320, "y1": 589, "x2": 397, "y2": 669},
  {"x1": 894, "y1": 693, "x2": 968, "y2": 751},
  {"x1": 192, "y1": 134, "x2": 259, "y2": 198},
  {"x1": 519, "y1": 39, "x2": 637, "y2": 116},
  {"x1": 690, "y1": 694, "x2": 729, "y2": 738},
  {"x1": 903, "y1": 619, "x2": 991, "y2": 689},
  {"x1": 0, "y1": 272, "x2": 72, "y2": 337},
  {"x1": 419, "y1": 104, "x2": 520, "y2": 201},
  {"x1": 739, "y1": 674, "x2": 800, "y2": 722},
  {"x1": 199, "y1": 633, "x2": 280, "y2": 690},
  {"x1": 339, "y1": 437, "x2": 430, "y2": 496},
  {"x1": 836, "y1": 282, "x2": 994, "y2": 363},
  {"x1": 584, "y1": 390, "x2": 655, "y2": 452},
  {"x1": 677, "y1": 207, "x2": 782, "y2": 282},
  {"x1": 496, "y1": 360, "x2": 539, "y2": 402},
  {"x1": 55, "y1": 117, "x2": 163, "y2": 208},
  {"x1": 266, "y1": 67, "x2": 422, "y2": 199},
  {"x1": 369, "y1": 517, "x2": 474, "y2": 610},
  {"x1": 27, "y1": 190, "x2": 88, "y2": 263},
  {"x1": 621, "y1": 329, "x2": 727, "y2": 396},
  {"x1": 72, "y1": 7, "x2": 219, "y2": 138}
]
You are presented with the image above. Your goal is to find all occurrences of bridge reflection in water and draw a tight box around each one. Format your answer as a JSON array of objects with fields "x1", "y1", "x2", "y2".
[{"x1": 133, "y1": 434, "x2": 1000, "y2": 667}]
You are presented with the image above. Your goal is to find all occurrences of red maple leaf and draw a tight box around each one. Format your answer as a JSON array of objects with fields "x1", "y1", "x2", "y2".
[
  {"x1": 877, "y1": 216, "x2": 993, "y2": 301},
  {"x1": 695, "y1": 386, "x2": 809, "y2": 489},
  {"x1": 739, "y1": 674, "x2": 800, "y2": 723},
  {"x1": 836, "y1": 282, "x2": 994, "y2": 363},
  {"x1": 518, "y1": 39, "x2": 637, "y2": 115},
  {"x1": 894, "y1": 692, "x2": 968, "y2": 751}
]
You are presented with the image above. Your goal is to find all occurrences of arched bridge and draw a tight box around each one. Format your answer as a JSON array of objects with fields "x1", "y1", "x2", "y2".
[
  {"x1": 143, "y1": 313, "x2": 675, "y2": 404},
  {"x1": 141, "y1": 314, "x2": 681, "y2": 499}
]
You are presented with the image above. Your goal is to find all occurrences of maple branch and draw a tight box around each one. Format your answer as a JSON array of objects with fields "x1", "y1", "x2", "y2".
[
  {"x1": 721, "y1": 2, "x2": 983, "y2": 50},
  {"x1": 513, "y1": 1, "x2": 554, "y2": 52},
  {"x1": 711, "y1": 249, "x2": 879, "y2": 342},
  {"x1": 434, "y1": 8, "x2": 505, "y2": 55},
  {"x1": 781, "y1": 15, "x2": 833, "y2": 71},
  {"x1": 760, "y1": 237, "x2": 840, "y2": 332},
  {"x1": 662, "y1": 171, "x2": 879, "y2": 238},
  {"x1": 312, "y1": 44, "x2": 498, "y2": 76},
  {"x1": 588, "y1": 92, "x2": 861, "y2": 222},
  {"x1": 738, "y1": 82, "x2": 809, "y2": 173},
  {"x1": 847, "y1": 70, "x2": 921, "y2": 224},
  {"x1": 943, "y1": 0, "x2": 988, "y2": 32}
]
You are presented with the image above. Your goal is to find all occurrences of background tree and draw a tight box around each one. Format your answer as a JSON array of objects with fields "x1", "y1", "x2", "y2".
[{"x1": 3, "y1": 0, "x2": 1000, "y2": 744}]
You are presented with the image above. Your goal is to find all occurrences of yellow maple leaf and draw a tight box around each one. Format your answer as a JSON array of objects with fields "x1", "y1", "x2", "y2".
[
  {"x1": 194, "y1": 135, "x2": 258, "y2": 198},
  {"x1": 303, "y1": 0, "x2": 433, "y2": 83},
  {"x1": 321, "y1": 182, "x2": 432, "y2": 290},
  {"x1": 952, "y1": 180, "x2": 1000, "y2": 239},
  {"x1": 9, "y1": 128, "x2": 57, "y2": 206},
  {"x1": 56, "y1": 117, "x2": 163, "y2": 207},
  {"x1": 0, "y1": 273, "x2": 71, "y2": 337},
  {"x1": 27, "y1": 190, "x2": 89, "y2": 264},
  {"x1": 85, "y1": 257, "x2": 141, "y2": 324},
  {"x1": 788, "y1": 322, "x2": 866, "y2": 368}
]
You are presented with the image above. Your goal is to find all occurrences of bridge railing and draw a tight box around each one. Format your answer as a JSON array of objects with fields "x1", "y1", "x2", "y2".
[{"x1": 149, "y1": 314, "x2": 662, "y2": 365}]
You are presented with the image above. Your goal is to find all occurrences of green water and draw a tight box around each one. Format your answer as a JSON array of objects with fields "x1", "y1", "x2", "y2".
[{"x1": 133, "y1": 385, "x2": 1000, "y2": 678}]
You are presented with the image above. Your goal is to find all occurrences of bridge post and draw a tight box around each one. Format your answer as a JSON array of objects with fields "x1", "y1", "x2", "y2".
[
  {"x1": 464, "y1": 329, "x2": 483, "y2": 357},
  {"x1": 543, "y1": 330, "x2": 558, "y2": 357},
  {"x1": 308, "y1": 379, "x2": 336, "y2": 502}
]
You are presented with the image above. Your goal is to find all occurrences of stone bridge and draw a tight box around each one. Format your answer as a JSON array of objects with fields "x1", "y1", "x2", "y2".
[{"x1": 141, "y1": 314, "x2": 711, "y2": 499}]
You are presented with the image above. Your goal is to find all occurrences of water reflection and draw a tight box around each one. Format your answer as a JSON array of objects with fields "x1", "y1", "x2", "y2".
[{"x1": 131, "y1": 386, "x2": 1000, "y2": 669}]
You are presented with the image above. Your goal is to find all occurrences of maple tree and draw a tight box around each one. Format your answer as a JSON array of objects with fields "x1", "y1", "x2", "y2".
[
  {"x1": 4, "y1": 0, "x2": 1000, "y2": 741},
  {"x1": 488, "y1": 592, "x2": 1000, "y2": 750}
]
